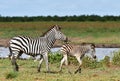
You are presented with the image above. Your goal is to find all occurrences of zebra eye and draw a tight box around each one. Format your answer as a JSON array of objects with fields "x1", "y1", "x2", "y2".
[{"x1": 59, "y1": 32, "x2": 62, "y2": 34}]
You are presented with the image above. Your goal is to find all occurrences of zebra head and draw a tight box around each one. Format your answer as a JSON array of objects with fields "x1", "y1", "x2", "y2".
[
  {"x1": 89, "y1": 43, "x2": 96, "y2": 59},
  {"x1": 82, "y1": 43, "x2": 96, "y2": 59},
  {"x1": 54, "y1": 25, "x2": 68, "y2": 42}
]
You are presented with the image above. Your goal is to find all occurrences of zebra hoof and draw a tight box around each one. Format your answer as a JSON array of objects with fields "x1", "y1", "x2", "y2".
[
  {"x1": 16, "y1": 67, "x2": 19, "y2": 71},
  {"x1": 74, "y1": 71, "x2": 77, "y2": 74},
  {"x1": 74, "y1": 70, "x2": 79, "y2": 74},
  {"x1": 78, "y1": 69, "x2": 81, "y2": 73},
  {"x1": 13, "y1": 66, "x2": 19, "y2": 72},
  {"x1": 37, "y1": 69, "x2": 40, "y2": 72},
  {"x1": 74, "y1": 68, "x2": 81, "y2": 74}
]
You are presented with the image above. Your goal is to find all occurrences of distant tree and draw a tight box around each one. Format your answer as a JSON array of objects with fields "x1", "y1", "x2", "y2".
[{"x1": 0, "y1": 15, "x2": 120, "y2": 22}]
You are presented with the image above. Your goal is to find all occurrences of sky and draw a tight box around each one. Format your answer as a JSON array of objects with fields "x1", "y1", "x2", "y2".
[{"x1": 0, "y1": 0, "x2": 120, "y2": 16}]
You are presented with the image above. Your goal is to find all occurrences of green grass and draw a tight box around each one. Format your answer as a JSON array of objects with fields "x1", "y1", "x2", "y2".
[
  {"x1": 0, "y1": 21, "x2": 120, "y2": 43},
  {"x1": 5, "y1": 72, "x2": 18, "y2": 79},
  {"x1": 0, "y1": 59, "x2": 120, "y2": 81},
  {"x1": 112, "y1": 51, "x2": 120, "y2": 66}
]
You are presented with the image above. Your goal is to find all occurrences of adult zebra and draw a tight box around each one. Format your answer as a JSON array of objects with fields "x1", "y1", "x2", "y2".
[
  {"x1": 59, "y1": 43, "x2": 96, "y2": 74},
  {"x1": 9, "y1": 25, "x2": 68, "y2": 72}
]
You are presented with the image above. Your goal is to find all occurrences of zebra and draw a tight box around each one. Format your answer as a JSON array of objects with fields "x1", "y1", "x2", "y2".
[
  {"x1": 59, "y1": 43, "x2": 96, "y2": 74},
  {"x1": 9, "y1": 25, "x2": 68, "y2": 72}
]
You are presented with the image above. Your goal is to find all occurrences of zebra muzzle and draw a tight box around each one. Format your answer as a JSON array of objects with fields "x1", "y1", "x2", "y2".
[
  {"x1": 64, "y1": 37, "x2": 68, "y2": 43},
  {"x1": 93, "y1": 56, "x2": 97, "y2": 59}
]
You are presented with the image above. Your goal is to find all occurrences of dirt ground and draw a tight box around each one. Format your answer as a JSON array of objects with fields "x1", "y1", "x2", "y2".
[{"x1": 0, "y1": 38, "x2": 10, "y2": 47}]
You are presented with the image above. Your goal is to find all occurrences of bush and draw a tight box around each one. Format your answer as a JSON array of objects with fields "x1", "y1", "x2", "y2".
[
  {"x1": 82, "y1": 56, "x2": 101, "y2": 69},
  {"x1": 101, "y1": 56, "x2": 110, "y2": 67},
  {"x1": 112, "y1": 51, "x2": 120, "y2": 66},
  {"x1": 68, "y1": 56, "x2": 78, "y2": 65},
  {"x1": 48, "y1": 52, "x2": 62, "y2": 64},
  {"x1": 48, "y1": 53, "x2": 103, "y2": 69},
  {"x1": 5, "y1": 72, "x2": 18, "y2": 79},
  {"x1": 48, "y1": 53, "x2": 80, "y2": 65}
]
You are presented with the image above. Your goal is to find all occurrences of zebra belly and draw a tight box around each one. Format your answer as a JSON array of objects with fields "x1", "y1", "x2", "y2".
[
  {"x1": 27, "y1": 49, "x2": 42, "y2": 56},
  {"x1": 69, "y1": 50, "x2": 80, "y2": 57}
]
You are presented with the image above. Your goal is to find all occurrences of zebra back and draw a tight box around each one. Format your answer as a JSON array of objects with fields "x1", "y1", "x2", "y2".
[{"x1": 61, "y1": 43, "x2": 96, "y2": 56}]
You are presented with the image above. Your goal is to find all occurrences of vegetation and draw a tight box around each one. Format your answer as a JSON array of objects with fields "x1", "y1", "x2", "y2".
[
  {"x1": 48, "y1": 53, "x2": 62, "y2": 64},
  {"x1": 0, "y1": 21, "x2": 120, "y2": 44},
  {"x1": 0, "y1": 51, "x2": 120, "y2": 81},
  {"x1": 82, "y1": 56, "x2": 100, "y2": 69},
  {"x1": 1, "y1": 15, "x2": 120, "y2": 22},
  {"x1": 48, "y1": 53, "x2": 110, "y2": 69},
  {"x1": 5, "y1": 72, "x2": 18, "y2": 79},
  {"x1": 0, "y1": 16, "x2": 120, "y2": 80},
  {"x1": 112, "y1": 51, "x2": 120, "y2": 66},
  {"x1": 101, "y1": 56, "x2": 110, "y2": 67}
]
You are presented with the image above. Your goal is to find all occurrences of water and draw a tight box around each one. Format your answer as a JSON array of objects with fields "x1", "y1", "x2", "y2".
[
  {"x1": 0, "y1": 47, "x2": 119, "y2": 61},
  {"x1": 96, "y1": 48, "x2": 119, "y2": 60}
]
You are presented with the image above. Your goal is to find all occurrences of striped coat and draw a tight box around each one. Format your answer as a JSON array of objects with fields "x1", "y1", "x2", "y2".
[
  {"x1": 60, "y1": 43, "x2": 96, "y2": 74},
  {"x1": 9, "y1": 25, "x2": 67, "y2": 72}
]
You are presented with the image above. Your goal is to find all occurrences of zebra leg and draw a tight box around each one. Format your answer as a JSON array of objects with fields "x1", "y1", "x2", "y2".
[
  {"x1": 59, "y1": 56, "x2": 65, "y2": 72},
  {"x1": 64, "y1": 55, "x2": 71, "y2": 74},
  {"x1": 43, "y1": 52, "x2": 50, "y2": 73},
  {"x1": 11, "y1": 55, "x2": 19, "y2": 71},
  {"x1": 59, "y1": 55, "x2": 71, "y2": 73},
  {"x1": 74, "y1": 56, "x2": 82, "y2": 74},
  {"x1": 11, "y1": 51, "x2": 23, "y2": 71},
  {"x1": 37, "y1": 55, "x2": 43, "y2": 72}
]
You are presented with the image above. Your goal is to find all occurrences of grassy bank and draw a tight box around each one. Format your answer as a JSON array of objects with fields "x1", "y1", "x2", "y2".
[
  {"x1": 1, "y1": 52, "x2": 120, "y2": 81},
  {"x1": 0, "y1": 58, "x2": 120, "y2": 81},
  {"x1": 0, "y1": 21, "x2": 120, "y2": 44}
]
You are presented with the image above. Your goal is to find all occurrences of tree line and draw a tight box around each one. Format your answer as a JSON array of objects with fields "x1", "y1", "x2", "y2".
[{"x1": 0, "y1": 15, "x2": 120, "y2": 22}]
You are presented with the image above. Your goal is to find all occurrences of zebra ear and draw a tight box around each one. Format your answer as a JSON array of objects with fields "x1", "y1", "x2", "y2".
[
  {"x1": 54, "y1": 25, "x2": 61, "y2": 30},
  {"x1": 91, "y1": 43, "x2": 95, "y2": 48}
]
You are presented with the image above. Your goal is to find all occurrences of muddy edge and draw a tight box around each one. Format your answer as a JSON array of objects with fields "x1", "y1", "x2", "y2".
[{"x1": 0, "y1": 38, "x2": 120, "y2": 48}]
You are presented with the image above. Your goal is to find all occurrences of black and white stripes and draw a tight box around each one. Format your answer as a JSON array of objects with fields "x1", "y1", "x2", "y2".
[
  {"x1": 61, "y1": 43, "x2": 96, "y2": 57},
  {"x1": 10, "y1": 36, "x2": 48, "y2": 56},
  {"x1": 59, "y1": 43, "x2": 96, "y2": 74},
  {"x1": 9, "y1": 25, "x2": 67, "y2": 72}
]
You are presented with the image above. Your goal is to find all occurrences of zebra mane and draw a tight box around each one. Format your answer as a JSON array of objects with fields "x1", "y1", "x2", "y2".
[
  {"x1": 80, "y1": 42, "x2": 95, "y2": 48},
  {"x1": 40, "y1": 25, "x2": 61, "y2": 37}
]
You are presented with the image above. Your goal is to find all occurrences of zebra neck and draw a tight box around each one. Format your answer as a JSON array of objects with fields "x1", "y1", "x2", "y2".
[
  {"x1": 81, "y1": 46, "x2": 89, "y2": 54},
  {"x1": 44, "y1": 30, "x2": 56, "y2": 48},
  {"x1": 46, "y1": 35, "x2": 56, "y2": 48}
]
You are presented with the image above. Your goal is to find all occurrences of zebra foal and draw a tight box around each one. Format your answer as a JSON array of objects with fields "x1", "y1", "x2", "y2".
[
  {"x1": 60, "y1": 43, "x2": 96, "y2": 74},
  {"x1": 9, "y1": 25, "x2": 68, "y2": 72}
]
